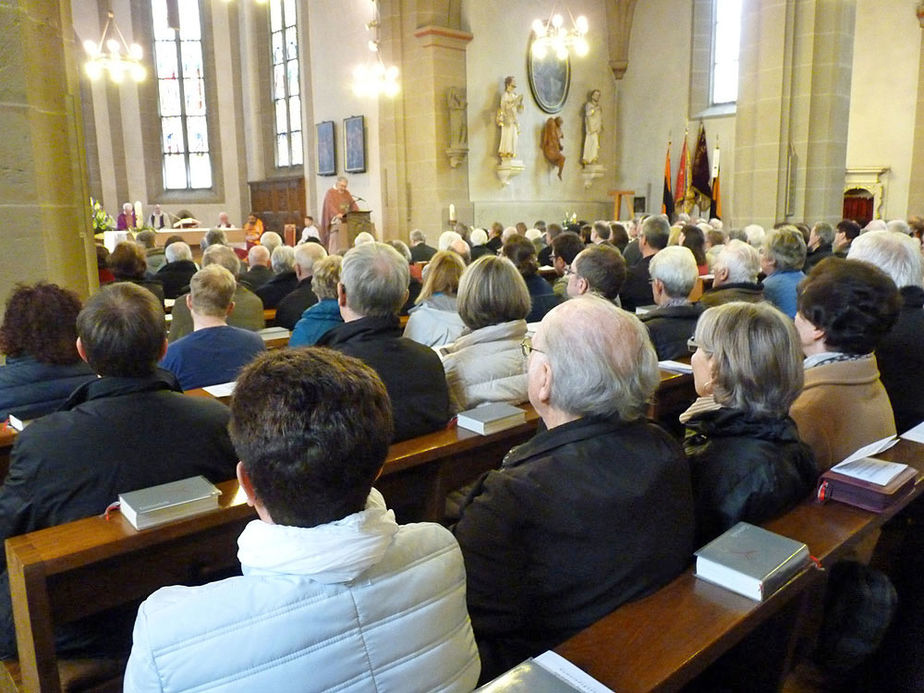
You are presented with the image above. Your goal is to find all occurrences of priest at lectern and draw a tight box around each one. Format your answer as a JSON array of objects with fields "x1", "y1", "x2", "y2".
[{"x1": 321, "y1": 176, "x2": 359, "y2": 251}]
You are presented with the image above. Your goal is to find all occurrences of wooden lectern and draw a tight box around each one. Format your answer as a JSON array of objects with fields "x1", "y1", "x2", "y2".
[{"x1": 344, "y1": 211, "x2": 373, "y2": 246}]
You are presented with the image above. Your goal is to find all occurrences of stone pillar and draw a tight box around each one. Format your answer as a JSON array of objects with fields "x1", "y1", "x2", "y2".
[
  {"x1": 907, "y1": 2, "x2": 924, "y2": 213},
  {"x1": 0, "y1": 0, "x2": 95, "y2": 307},
  {"x1": 733, "y1": 0, "x2": 855, "y2": 228},
  {"x1": 377, "y1": 0, "x2": 472, "y2": 242}
]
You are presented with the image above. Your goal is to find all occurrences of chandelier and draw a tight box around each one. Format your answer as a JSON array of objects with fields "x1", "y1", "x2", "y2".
[
  {"x1": 83, "y1": 11, "x2": 146, "y2": 83},
  {"x1": 351, "y1": 0, "x2": 400, "y2": 98},
  {"x1": 531, "y1": 7, "x2": 589, "y2": 60}
]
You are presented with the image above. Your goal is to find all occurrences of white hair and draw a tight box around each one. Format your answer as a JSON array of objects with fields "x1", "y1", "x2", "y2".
[
  {"x1": 886, "y1": 219, "x2": 911, "y2": 236},
  {"x1": 863, "y1": 219, "x2": 888, "y2": 233},
  {"x1": 294, "y1": 242, "x2": 327, "y2": 273},
  {"x1": 848, "y1": 230, "x2": 923, "y2": 289},
  {"x1": 709, "y1": 218, "x2": 724, "y2": 231},
  {"x1": 525, "y1": 228, "x2": 543, "y2": 241},
  {"x1": 501, "y1": 226, "x2": 519, "y2": 242},
  {"x1": 649, "y1": 246, "x2": 699, "y2": 298},
  {"x1": 270, "y1": 245, "x2": 295, "y2": 273},
  {"x1": 354, "y1": 231, "x2": 375, "y2": 246},
  {"x1": 743, "y1": 224, "x2": 765, "y2": 248},
  {"x1": 409, "y1": 229, "x2": 426, "y2": 244},
  {"x1": 260, "y1": 232, "x2": 282, "y2": 256},
  {"x1": 470, "y1": 228, "x2": 488, "y2": 246},
  {"x1": 165, "y1": 241, "x2": 192, "y2": 263},
  {"x1": 340, "y1": 243, "x2": 409, "y2": 317},
  {"x1": 438, "y1": 231, "x2": 462, "y2": 251},
  {"x1": 717, "y1": 239, "x2": 760, "y2": 284}
]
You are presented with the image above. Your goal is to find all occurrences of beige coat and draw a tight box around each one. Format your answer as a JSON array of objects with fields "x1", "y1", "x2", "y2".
[{"x1": 790, "y1": 356, "x2": 895, "y2": 472}]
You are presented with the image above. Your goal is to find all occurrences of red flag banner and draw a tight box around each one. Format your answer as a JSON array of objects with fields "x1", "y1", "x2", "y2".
[
  {"x1": 710, "y1": 143, "x2": 721, "y2": 220},
  {"x1": 675, "y1": 134, "x2": 688, "y2": 208},
  {"x1": 691, "y1": 123, "x2": 712, "y2": 212}
]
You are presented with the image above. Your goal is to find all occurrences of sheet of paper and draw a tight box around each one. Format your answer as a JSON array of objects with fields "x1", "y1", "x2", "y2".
[
  {"x1": 203, "y1": 381, "x2": 236, "y2": 397},
  {"x1": 835, "y1": 434, "x2": 898, "y2": 466},
  {"x1": 658, "y1": 360, "x2": 693, "y2": 374},
  {"x1": 831, "y1": 457, "x2": 907, "y2": 486},
  {"x1": 900, "y1": 420, "x2": 924, "y2": 444},
  {"x1": 534, "y1": 651, "x2": 615, "y2": 693},
  {"x1": 164, "y1": 298, "x2": 175, "y2": 308}
]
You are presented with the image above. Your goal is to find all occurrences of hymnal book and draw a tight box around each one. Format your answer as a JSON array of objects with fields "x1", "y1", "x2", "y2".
[
  {"x1": 7, "y1": 414, "x2": 31, "y2": 432},
  {"x1": 457, "y1": 403, "x2": 525, "y2": 436},
  {"x1": 817, "y1": 458, "x2": 918, "y2": 513},
  {"x1": 476, "y1": 651, "x2": 613, "y2": 692},
  {"x1": 259, "y1": 326, "x2": 291, "y2": 341},
  {"x1": 900, "y1": 420, "x2": 924, "y2": 443},
  {"x1": 119, "y1": 476, "x2": 221, "y2": 530},
  {"x1": 203, "y1": 381, "x2": 236, "y2": 398},
  {"x1": 694, "y1": 522, "x2": 810, "y2": 601}
]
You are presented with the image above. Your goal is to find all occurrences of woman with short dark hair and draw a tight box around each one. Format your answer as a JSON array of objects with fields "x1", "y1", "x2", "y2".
[
  {"x1": 109, "y1": 241, "x2": 165, "y2": 304},
  {"x1": 502, "y1": 235, "x2": 560, "y2": 322},
  {"x1": 0, "y1": 283, "x2": 95, "y2": 419}
]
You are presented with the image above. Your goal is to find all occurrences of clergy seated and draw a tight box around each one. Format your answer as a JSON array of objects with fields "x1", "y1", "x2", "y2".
[
  {"x1": 790, "y1": 258, "x2": 901, "y2": 471},
  {"x1": 0, "y1": 283, "x2": 95, "y2": 420},
  {"x1": 160, "y1": 265, "x2": 266, "y2": 391},
  {"x1": 317, "y1": 242, "x2": 450, "y2": 442},
  {"x1": 125, "y1": 349, "x2": 480, "y2": 691},
  {"x1": 640, "y1": 246, "x2": 704, "y2": 360},
  {"x1": 0, "y1": 283, "x2": 238, "y2": 660},
  {"x1": 453, "y1": 296, "x2": 694, "y2": 682},
  {"x1": 169, "y1": 245, "x2": 265, "y2": 342}
]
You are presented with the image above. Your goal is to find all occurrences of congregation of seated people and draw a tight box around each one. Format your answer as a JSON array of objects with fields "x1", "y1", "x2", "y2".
[{"x1": 0, "y1": 210, "x2": 923, "y2": 690}]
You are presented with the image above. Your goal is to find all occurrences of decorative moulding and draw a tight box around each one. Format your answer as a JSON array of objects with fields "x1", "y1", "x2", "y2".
[
  {"x1": 413, "y1": 26, "x2": 474, "y2": 51},
  {"x1": 581, "y1": 164, "x2": 605, "y2": 189},
  {"x1": 845, "y1": 166, "x2": 890, "y2": 220},
  {"x1": 496, "y1": 160, "x2": 525, "y2": 186}
]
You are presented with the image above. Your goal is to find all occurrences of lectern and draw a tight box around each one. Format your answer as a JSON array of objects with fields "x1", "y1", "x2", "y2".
[{"x1": 344, "y1": 211, "x2": 373, "y2": 245}]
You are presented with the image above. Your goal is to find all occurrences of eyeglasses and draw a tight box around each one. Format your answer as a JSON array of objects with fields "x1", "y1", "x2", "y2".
[
  {"x1": 687, "y1": 338, "x2": 710, "y2": 354},
  {"x1": 564, "y1": 265, "x2": 577, "y2": 277},
  {"x1": 520, "y1": 336, "x2": 544, "y2": 358}
]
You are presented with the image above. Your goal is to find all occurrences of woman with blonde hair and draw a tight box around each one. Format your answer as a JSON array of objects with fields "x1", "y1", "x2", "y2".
[
  {"x1": 437, "y1": 255, "x2": 531, "y2": 413},
  {"x1": 403, "y1": 251, "x2": 466, "y2": 347},
  {"x1": 684, "y1": 301, "x2": 816, "y2": 543}
]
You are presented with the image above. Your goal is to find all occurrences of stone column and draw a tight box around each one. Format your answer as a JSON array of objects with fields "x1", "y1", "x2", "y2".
[
  {"x1": 906, "y1": 2, "x2": 924, "y2": 213},
  {"x1": 0, "y1": 0, "x2": 95, "y2": 306},
  {"x1": 733, "y1": 0, "x2": 855, "y2": 228}
]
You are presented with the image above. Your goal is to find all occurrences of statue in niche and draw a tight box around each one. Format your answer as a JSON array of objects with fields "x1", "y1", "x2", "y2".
[
  {"x1": 541, "y1": 117, "x2": 565, "y2": 179},
  {"x1": 447, "y1": 87, "x2": 467, "y2": 149},
  {"x1": 582, "y1": 89, "x2": 603, "y2": 165},
  {"x1": 496, "y1": 76, "x2": 524, "y2": 160}
]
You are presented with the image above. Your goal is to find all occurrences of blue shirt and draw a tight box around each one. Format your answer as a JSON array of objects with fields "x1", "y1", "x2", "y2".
[
  {"x1": 161, "y1": 325, "x2": 265, "y2": 391},
  {"x1": 762, "y1": 269, "x2": 804, "y2": 319},
  {"x1": 289, "y1": 299, "x2": 344, "y2": 347}
]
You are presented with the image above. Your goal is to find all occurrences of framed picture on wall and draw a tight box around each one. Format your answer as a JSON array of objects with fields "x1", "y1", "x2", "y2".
[
  {"x1": 344, "y1": 115, "x2": 366, "y2": 173},
  {"x1": 316, "y1": 121, "x2": 335, "y2": 176},
  {"x1": 527, "y1": 33, "x2": 571, "y2": 114}
]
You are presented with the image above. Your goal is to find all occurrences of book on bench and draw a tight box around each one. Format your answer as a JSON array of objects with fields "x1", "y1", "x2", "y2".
[
  {"x1": 694, "y1": 522, "x2": 810, "y2": 602},
  {"x1": 119, "y1": 476, "x2": 222, "y2": 530},
  {"x1": 457, "y1": 403, "x2": 525, "y2": 436},
  {"x1": 476, "y1": 651, "x2": 613, "y2": 692},
  {"x1": 817, "y1": 457, "x2": 918, "y2": 513}
]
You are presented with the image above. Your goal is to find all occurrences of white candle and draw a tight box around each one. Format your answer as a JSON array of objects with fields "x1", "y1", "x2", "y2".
[{"x1": 449, "y1": 203, "x2": 455, "y2": 220}]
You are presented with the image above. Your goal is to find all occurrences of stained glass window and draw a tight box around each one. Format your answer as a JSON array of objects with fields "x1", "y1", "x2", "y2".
[
  {"x1": 270, "y1": 0, "x2": 302, "y2": 167},
  {"x1": 711, "y1": 0, "x2": 742, "y2": 105},
  {"x1": 152, "y1": 0, "x2": 212, "y2": 189}
]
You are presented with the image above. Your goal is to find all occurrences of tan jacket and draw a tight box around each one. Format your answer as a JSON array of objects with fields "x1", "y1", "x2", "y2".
[{"x1": 790, "y1": 356, "x2": 895, "y2": 472}]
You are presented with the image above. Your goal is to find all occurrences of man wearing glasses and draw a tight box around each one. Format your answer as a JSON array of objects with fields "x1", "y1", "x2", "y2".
[{"x1": 453, "y1": 295, "x2": 695, "y2": 683}]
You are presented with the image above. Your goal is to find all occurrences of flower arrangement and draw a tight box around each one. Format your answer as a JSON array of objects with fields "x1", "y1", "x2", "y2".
[{"x1": 90, "y1": 197, "x2": 115, "y2": 234}]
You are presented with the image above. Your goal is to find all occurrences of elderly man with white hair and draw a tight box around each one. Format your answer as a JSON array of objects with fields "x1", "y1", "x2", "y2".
[
  {"x1": 849, "y1": 230, "x2": 924, "y2": 432},
  {"x1": 240, "y1": 245, "x2": 273, "y2": 290},
  {"x1": 640, "y1": 246, "x2": 704, "y2": 360},
  {"x1": 453, "y1": 295, "x2": 694, "y2": 682},
  {"x1": 409, "y1": 228, "x2": 437, "y2": 263},
  {"x1": 155, "y1": 240, "x2": 197, "y2": 299},
  {"x1": 256, "y1": 245, "x2": 298, "y2": 309},
  {"x1": 275, "y1": 242, "x2": 328, "y2": 329},
  {"x1": 318, "y1": 242, "x2": 450, "y2": 442},
  {"x1": 699, "y1": 239, "x2": 764, "y2": 307}
]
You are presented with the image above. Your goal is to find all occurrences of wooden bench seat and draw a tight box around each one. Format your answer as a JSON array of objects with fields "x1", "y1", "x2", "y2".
[{"x1": 554, "y1": 438, "x2": 924, "y2": 692}]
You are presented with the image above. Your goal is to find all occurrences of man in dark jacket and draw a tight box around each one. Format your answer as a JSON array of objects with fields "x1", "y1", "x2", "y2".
[
  {"x1": 256, "y1": 246, "x2": 299, "y2": 309},
  {"x1": 0, "y1": 283, "x2": 238, "y2": 659},
  {"x1": 318, "y1": 242, "x2": 450, "y2": 442},
  {"x1": 275, "y1": 243, "x2": 325, "y2": 330},
  {"x1": 453, "y1": 296, "x2": 695, "y2": 683},
  {"x1": 640, "y1": 246, "x2": 704, "y2": 359},
  {"x1": 803, "y1": 221, "x2": 834, "y2": 273},
  {"x1": 155, "y1": 240, "x2": 198, "y2": 299},
  {"x1": 240, "y1": 246, "x2": 274, "y2": 290},
  {"x1": 409, "y1": 229, "x2": 437, "y2": 263},
  {"x1": 619, "y1": 215, "x2": 670, "y2": 311},
  {"x1": 698, "y1": 239, "x2": 764, "y2": 307}
]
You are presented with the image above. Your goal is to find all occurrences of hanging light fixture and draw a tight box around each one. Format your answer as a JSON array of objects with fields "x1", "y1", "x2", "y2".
[
  {"x1": 531, "y1": 6, "x2": 589, "y2": 61},
  {"x1": 351, "y1": 0, "x2": 400, "y2": 98},
  {"x1": 83, "y1": 10, "x2": 146, "y2": 83}
]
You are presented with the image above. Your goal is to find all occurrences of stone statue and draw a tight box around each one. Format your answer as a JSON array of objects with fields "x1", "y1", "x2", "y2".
[
  {"x1": 582, "y1": 89, "x2": 603, "y2": 165},
  {"x1": 541, "y1": 117, "x2": 565, "y2": 179},
  {"x1": 447, "y1": 87, "x2": 467, "y2": 149},
  {"x1": 496, "y1": 76, "x2": 524, "y2": 160}
]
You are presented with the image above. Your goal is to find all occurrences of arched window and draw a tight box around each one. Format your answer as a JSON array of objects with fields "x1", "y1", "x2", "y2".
[
  {"x1": 270, "y1": 0, "x2": 302, "y2": 168},
  {"x1": 711, "y1": 0, "x2": 742, "y2": 106},
  {"x1": 152, "y1": 0, "x2": 212, "y2": 189}
]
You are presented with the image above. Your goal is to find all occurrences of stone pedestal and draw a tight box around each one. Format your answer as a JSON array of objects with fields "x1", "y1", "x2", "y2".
[
  {"x1": 496, "y1": 160, "x2": 525, "y2": 186},
  {"x1": 581, "y1": 164, "x2": 606, "y2": 189}
]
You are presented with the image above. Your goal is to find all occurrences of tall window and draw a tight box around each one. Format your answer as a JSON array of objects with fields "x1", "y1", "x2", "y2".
[
  {"x1": 711, "y1": 0, "x2": 742, "y2": 105},
  {"x1": 152, "y1": 0, "x2": 212, "y2": 189},
  {"x1": 270, "y1": 0, "x2": 302, "y2": 167}
]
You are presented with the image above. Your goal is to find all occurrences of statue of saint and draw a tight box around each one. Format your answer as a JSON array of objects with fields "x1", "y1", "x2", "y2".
[
  {"x1": 541, "y1": 117, "x2": 565, "y2": 179},
  {"x1": 447, "y1": 87, "x2": 467, "y2": 149},
  {"x1": 582, "y1": 89, "x2": 603, "y2": 165},
  {"x1": 497, "y1": 76, "x2": 524, "y2": 160}
]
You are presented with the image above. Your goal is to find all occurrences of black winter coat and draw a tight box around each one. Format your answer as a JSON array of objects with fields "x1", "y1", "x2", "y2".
[{"x1": 684, "y1": 407, "x2": 817, "y2": 545}]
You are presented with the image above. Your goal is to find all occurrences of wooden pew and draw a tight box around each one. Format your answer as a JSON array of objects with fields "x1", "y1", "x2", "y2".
[
  {"x1": 3, "y1": 479, "x2": 254, "y2": 692},
  {"x1": 554, "y1": 439, "x2": 924, "y2": 692}
]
